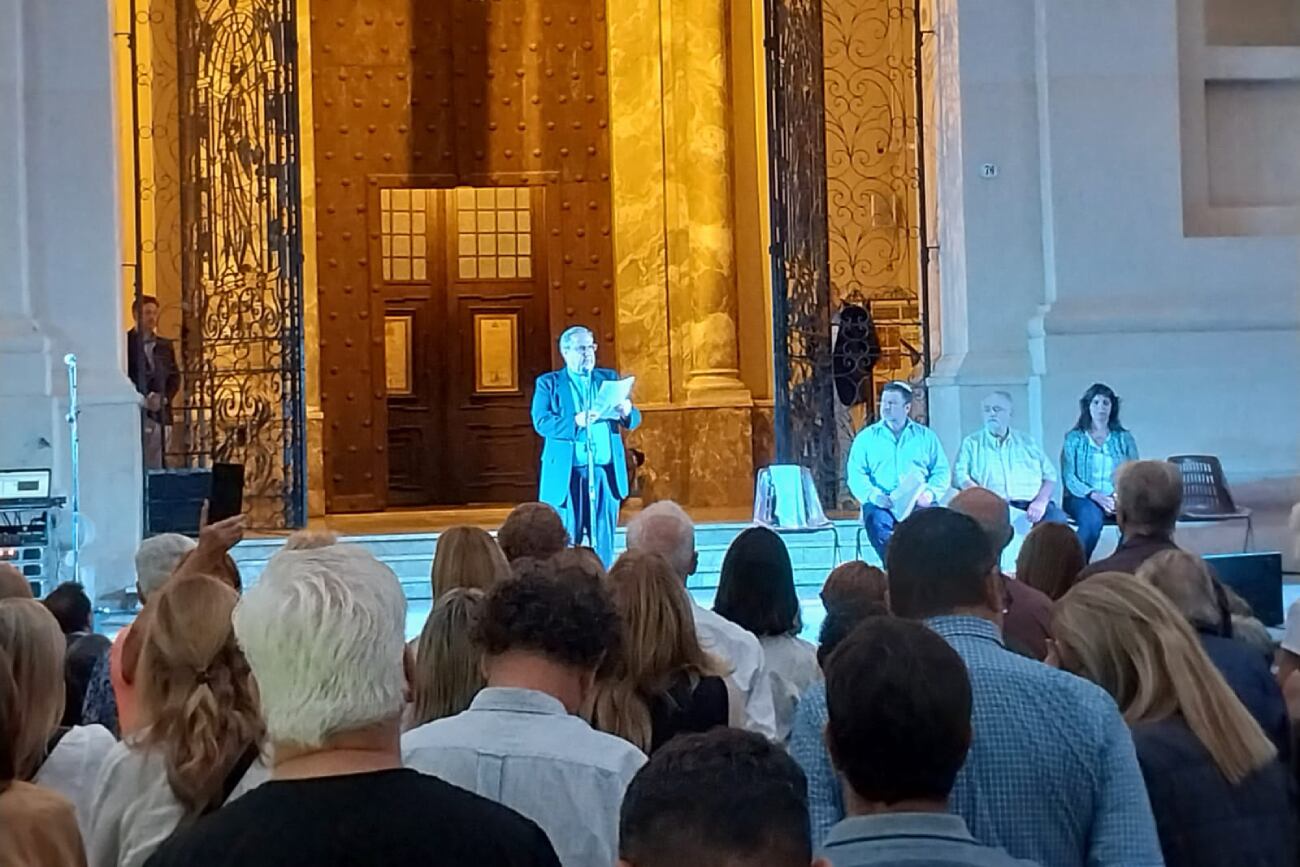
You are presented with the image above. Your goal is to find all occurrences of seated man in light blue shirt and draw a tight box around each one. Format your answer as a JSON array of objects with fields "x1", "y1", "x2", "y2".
[
  {"x1": 954, "y1": 391, "x2": 1067, "y2": 526},
  {"x1": 820, "y1": 616, "x2": 1040, "y2": 867},
  {"x1": 403, "y1": 565, "x2": 647, "y2": 867},
  {"x1": 846, "y1": 381, "x2": 951, "y2": 562},
  {"x1": 883, "y1": 509, "x2": 1163, "y2": 867}
]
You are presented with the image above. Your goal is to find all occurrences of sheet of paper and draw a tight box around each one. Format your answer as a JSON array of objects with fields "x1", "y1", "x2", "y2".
[
  {"x1": 593, "y1": 376, "x2": 635, "y2": 420},
  {"x1": 890, "y1": 468, "x2": 926, "y2": 522}
]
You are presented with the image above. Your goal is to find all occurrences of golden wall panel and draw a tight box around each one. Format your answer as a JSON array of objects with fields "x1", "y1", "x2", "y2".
[{"x1": 626, "y1": 406, "x2": 756, "y2": 507}]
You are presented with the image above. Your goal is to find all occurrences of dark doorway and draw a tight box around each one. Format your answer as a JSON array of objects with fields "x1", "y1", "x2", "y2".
[{"x1": 380, "y1": 185, "x2": 551, "y2": 506}]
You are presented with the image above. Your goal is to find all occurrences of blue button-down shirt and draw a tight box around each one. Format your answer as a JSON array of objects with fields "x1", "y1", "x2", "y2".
[
  {"x1": 402, "y1": 687, "x2": 647, "y2": 867},
  {"x1": 789, "y1": 681, "x2": 841, "y2": 847},
  {"x1": 928, "y1": 617, "x2": 1164, "y2": 867},
  {"x1": 1061, "y1": 429, "x2": 1139, "y2": 499},
  {"x1": 820, "y1": 812, "x2": 1043, "y2": 867},
  {"x1": 568, "y1": 371, "x2": 614, "y2": 467},
  {"x1": 955, "y1": 428, "x2": 1058, "y2": 502},
  {"x1": 846, "y1": 419, "x2": 951, "y2": 505}
]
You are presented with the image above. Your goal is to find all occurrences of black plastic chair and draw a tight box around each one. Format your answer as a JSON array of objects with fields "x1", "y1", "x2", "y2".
[{"x1": 1167, "y1": 455, "x2": 1253, "y2": 553}]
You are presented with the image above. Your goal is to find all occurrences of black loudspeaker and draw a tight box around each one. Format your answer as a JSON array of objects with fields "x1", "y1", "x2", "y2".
[
  {"x1": 1205, "y1": 551, "x2": 1284, "y2": 627},
  {"x1": 145, "y1": 463, "x2": 244, "y2": 536}
]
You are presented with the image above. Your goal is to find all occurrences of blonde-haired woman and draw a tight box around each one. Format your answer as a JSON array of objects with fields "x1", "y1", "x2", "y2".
[
  {"x1": 431, "y1": 526, "x2": 510, "y2": 598},
  {"x1": 0, "y1": 646, "x2": 88, "y2": 867},
  {"x1": 586, "y1": 550, "x2": 730, "y2": 753},
  {"x1": 87, "y1": 575, "x2": 266, "y2": 867},
  {"x1": 0, "y1": 598, "x2": 114, "y2": 837},
  {"x1": 409, "y1": 589, "x2": 486, "y2": 728},
  {"x1": 1051, "y1": 573, "x2": 1293, "y2": 867}
]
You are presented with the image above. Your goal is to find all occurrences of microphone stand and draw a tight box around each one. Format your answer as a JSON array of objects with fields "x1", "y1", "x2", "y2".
[
  {"x1": 585, "y1": 377, "x2": 597, "y2": 548},
  {"x1": 63, "y1": 354, "x2": 81, "y2": 583}
]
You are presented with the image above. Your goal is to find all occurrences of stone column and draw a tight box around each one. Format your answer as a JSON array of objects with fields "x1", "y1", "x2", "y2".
[
  {"x1": 668, "y1": 0, "x2": 752, "y2": 408},
  {"x1": 0, "y1": 0, "x2": 142, "y2": 600},
  {"x1": 925, "y1": 0, "x2": 1045, "y2": 450}
]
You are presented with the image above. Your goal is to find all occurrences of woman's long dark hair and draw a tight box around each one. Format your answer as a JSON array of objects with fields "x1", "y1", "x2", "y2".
[
  {"x1": 1073, "y1": 382, "x2": 1125, "y2": 433},
  {"x1": 714, "y1": 527, "x2": 801, "y2": 637}
]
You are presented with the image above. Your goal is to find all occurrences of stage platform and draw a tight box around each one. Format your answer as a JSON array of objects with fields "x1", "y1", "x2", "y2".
[{"x1": 222, "y1": 492, "x2": 1298, "y2": 644}]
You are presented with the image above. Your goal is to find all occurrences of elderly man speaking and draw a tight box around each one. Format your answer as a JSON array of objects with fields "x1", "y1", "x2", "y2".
[{"x1": 954, "y1": 391, "x2": 1068, "y2": 526}]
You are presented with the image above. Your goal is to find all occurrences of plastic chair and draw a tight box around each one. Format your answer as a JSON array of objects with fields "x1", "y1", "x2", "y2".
[
  {"x1": 752, "y1": 465, "x2": 841, "y2": 563},
  {"x1": 1167, "y1": 455, "x2": 1253, "y2": 553}
]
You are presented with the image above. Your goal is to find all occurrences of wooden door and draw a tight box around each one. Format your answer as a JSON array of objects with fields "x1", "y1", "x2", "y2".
[{"x1": 380, "y1": 184, "x2": 550, "y2": 506}]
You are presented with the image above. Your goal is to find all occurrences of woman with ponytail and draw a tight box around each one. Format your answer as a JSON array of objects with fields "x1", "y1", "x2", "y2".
[
  {"x1": 87, "y1": 574, "x2": 265, "y2": 867},
  {"x1": 1051, "y1": 573, "x2": 1294, "y2": 867}
]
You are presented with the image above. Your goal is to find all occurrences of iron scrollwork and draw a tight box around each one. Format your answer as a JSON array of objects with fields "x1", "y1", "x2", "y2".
[
  {"x1": 173, "y1": 0, "x2": 306, "y2": 528},
  {"x1": 766, "y1": 0, "x2": 839, "y2": 506}
]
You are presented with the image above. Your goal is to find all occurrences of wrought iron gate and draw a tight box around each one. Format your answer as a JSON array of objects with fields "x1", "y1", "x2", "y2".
[
  {"x1": 765, "y1": 0, "x2": 933, "y2": 508},
  {"x1": 129, "y1": 0, "x2": 307, "y2": 528}
]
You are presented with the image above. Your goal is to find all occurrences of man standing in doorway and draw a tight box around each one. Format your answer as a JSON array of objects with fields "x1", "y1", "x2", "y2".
[
  {"x1": 530, "y1": 326, "x2": 640, "y2": 566},
  {"x1": 126, "y1": 295, "x2": 180, "y2": 469},
  {"x1": 846, "y1": 381, "x2": 950, "y2": 563}
]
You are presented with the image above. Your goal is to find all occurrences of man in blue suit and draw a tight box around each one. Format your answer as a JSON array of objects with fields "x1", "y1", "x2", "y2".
[{"x1": 530, "y1": 325, "x2": 641, "y2": 565}]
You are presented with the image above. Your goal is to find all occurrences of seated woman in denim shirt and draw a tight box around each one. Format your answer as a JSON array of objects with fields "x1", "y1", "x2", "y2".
[{"x1": 1060, "y1": 383, "x2": 1139, "y2": 561}]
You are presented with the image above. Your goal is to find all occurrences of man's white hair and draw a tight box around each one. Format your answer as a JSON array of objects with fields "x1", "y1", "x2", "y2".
[
  {"x1": 625, "y1": 500, "x2": 696, "y2": 579},
  {"x1": 558, "y1": 325, "x2": 593, "y2": 351},
  {"x1": 233, "y1": 544, "x2": 407, "y2": 748},
  {"x1": 135, "y1": 534, "x2": 198, "y2": 600},
  {"x1": 985, "y1": 390, "x2": 1014, "y2": 406}
]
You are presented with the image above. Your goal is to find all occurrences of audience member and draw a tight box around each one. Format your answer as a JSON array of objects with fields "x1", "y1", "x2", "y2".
[
  {"x1": 624, "y1": 500, "x2": 777, "y2": 739},
  {"x1": 814, "y1": 602, "x2": 890, "y2": 669},
  {"x1": 714, "y1": 527, "x2": 819, "y2": 741},
  {"x1": 955, "y1": 390, "x2": 1067, "y2": 527},
  {"x1": 589, "y1": 550, "x2": 730, "y2": 753},
  {"x1": 791, "y1": 597, "x2": 891, "y2": 845},
  {"x1": 1060, "y1": 383, "x2": 1139, "y2": 561},
  {"x1": 105, "y1": 533, "x2": 198, "y2": 736},
  {"x1": 0, "y1": 598, "x2": 115, "y2": 836},
  {"x1": 409, "y1": 588, "x2": 486, "y2": 728},
  {"x1": 950, "y1": 488, "x2": 1054, "y2": 660},
  {"x1": 1014, "y1": 521, "x2": 1086, "y2": 601},
  {"x1": 147, "y1": 544, "x2": 560, "y2": 867},
  {"x1": 820, "y1": 617, "x2": 1038, "y2": 867},
  {"x1": 497, "y1": 502, "x2": 570, "y2": 563},
  {"x1": 0, "y1": 563, "x2": 33, "y2": 599},
  {"x1": 1052, "y1": 574, "x2": 1294, "y2": 867},
  {"x1": 618, "y1": 728, "x2": 820, "y2": 867},
  {"x1": 1137, "y1": 549, "x2": 1289, "y2": 757},
  {"x1": 88, "y1": 575, "x2": 267, "y2": 867},
  {"x1": 549, "y1": 546, "x2": 608, "y2": 585},
  {"x1": 431, "y1": 525, "x2": 510, "y2": 597},
  {"x1": 405, "y1": 566, "x2": 643, "y2": 867},
  {"x1": 0, "y1": 647, "x2": 88, "y2": 867},
  {"x1": 1219, "y1": 585, "x2": 1275, "y2": 659},
  {"x1": 280, "y1": 529, "x2": 338, "y2": 551},
  {"x1": 43, "y1": 582, "x2": 111, "y2": 726},
  {"x1": 819, "y1": 561, "x2": 887, "y2": 613},
  {"x1": 886, "y1": 508, "x2": 1162, "y2": 866},
  {"x1": 1079, "y1": 460, "x2": 1182, "y2": 578},
  {"x1": 847, "y1": 381, "x2": 951, "y2": 561}
]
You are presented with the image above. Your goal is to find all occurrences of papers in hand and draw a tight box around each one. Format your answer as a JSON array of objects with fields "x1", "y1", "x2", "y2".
[
  {"x1": 592, "y1": 376, "x2": 635, "y2": 421},
  {"x1": 890, "y1": 469, "x2": 927, "y2": 522}
]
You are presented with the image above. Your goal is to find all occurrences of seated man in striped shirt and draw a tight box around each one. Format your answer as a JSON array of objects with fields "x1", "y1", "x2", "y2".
[{"x1": 954, "y1": 391, "x2": 1068, "y2": 527}]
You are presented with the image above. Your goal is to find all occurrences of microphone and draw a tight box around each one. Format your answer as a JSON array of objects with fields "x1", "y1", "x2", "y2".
[{"x1": 63, "y1": 353, "x2": 77, "y2": 368}]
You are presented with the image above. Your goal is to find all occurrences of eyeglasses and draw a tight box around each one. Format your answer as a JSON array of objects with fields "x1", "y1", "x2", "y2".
[{"x1": 568, "y1": 344, "x2": 598, "y2": 354}]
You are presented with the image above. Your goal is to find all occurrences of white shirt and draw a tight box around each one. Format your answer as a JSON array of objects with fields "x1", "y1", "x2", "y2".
[
  {"x1": 691, "y1": 601, "x2": 778, "y2": 740},
  {"x1": 33, "y1": 723, "x2": 115, "y2": 839},
  {"x1": 759, "y1": 634, "x2": 822, "y2": 742},
  {"x1": 403, "y1": 687, "x2": 646, "y2": 867},
  {"x1": 87, "y1": 738, "x2": 268, "y2": 867}
]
